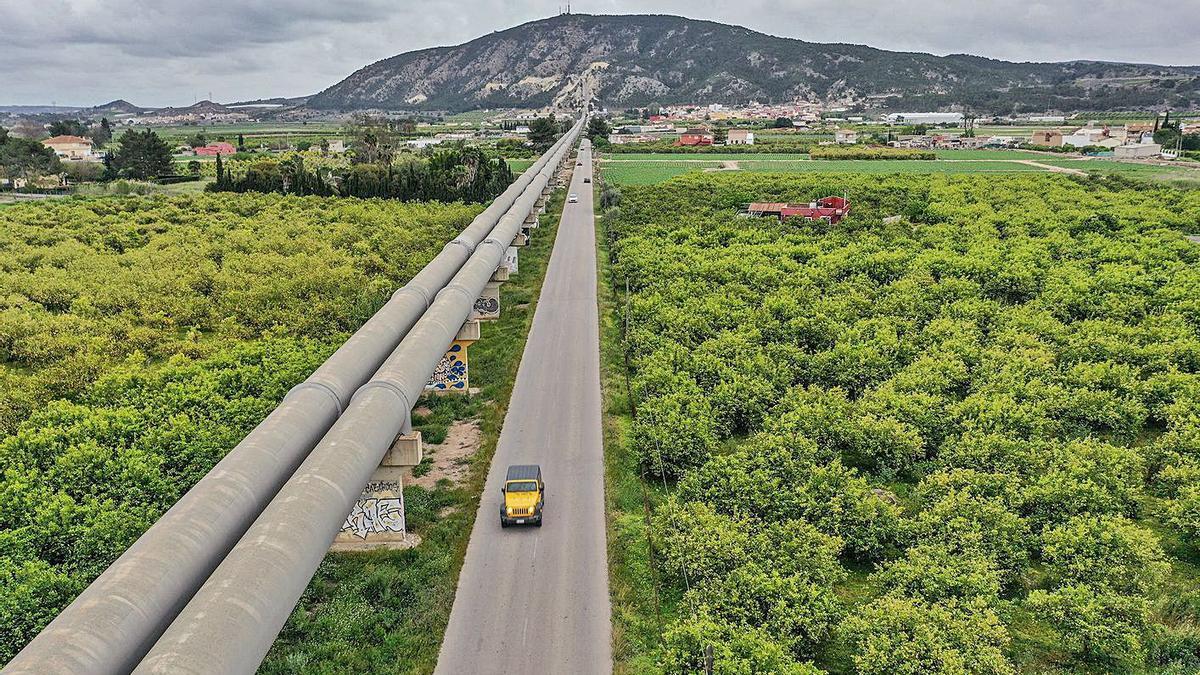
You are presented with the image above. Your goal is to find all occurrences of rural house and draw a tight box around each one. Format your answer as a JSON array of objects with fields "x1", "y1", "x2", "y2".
[
  {"x1": 1030, "y1": 130, "x2": 1064, "y2": 146},
  {"x1": 834, "y1": 129, "x2": 858, "y2": 144},
  {"x1": 726, "y1": 129, "x2": 755, "y2": 145},
  {"x1": 42, "y1": 135, "x2": 99, "y2": 161},
  {"x1": 675, "y1": 128, "x2": 714, "y2": 146},
  {"x1": 194, "y1": 142, "x2": 237, "y2": 156}
]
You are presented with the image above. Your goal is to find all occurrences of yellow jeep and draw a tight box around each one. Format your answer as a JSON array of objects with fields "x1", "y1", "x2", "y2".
[{"x1": 500, "y1": 464, "x2": 544, "y2": 528}]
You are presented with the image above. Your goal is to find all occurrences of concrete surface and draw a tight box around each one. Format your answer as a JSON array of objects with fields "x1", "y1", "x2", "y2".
[{"x1": 435, "y1": 141, "x2": 611, "y2": 674}]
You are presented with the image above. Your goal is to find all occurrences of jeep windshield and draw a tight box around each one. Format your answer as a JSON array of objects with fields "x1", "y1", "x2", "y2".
[{"x1": 507, "y1": 481, "x2": 538, "y2": 492}]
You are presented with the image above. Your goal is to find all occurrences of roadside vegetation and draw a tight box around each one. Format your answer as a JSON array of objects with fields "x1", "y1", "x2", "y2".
[
  {"x1": 0, "y1": 193, "x2": 480, "y2": 662},
  {"x1": 600, "y1": 170, "x2": 1200, "y2": 673}
]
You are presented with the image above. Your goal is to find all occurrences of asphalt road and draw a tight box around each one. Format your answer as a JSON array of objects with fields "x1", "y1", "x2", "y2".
[{"x1": 435, "y1": 141, "x2": 611, "y2": 674}]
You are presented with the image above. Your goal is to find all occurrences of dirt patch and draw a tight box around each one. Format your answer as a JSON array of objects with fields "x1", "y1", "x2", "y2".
[
  {"x1": 407, "y1": 419, "x2": 483, "y2": 489},
  {"x1": 703, "y1": 160, "x2": 741, "y2": 172},
  {"x1": 1017, "y1": 159, "x2": 1088, "y2": 175}
]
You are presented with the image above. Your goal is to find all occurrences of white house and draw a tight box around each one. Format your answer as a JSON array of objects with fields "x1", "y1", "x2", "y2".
[
  {"x1": 1062, "y1": 127, "x2": 1109, "y2": 148},
  {"x1": 834, "y1": 129, "x2": 858, "y2": 144},
  {"x1": 726, "y1": 129, "x2": 755, "y2": 145}
]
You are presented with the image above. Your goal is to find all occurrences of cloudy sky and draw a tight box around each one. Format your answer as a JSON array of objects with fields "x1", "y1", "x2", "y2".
[{"x1": 2, "y1": 0, "x2": 1198, "y2": 107}]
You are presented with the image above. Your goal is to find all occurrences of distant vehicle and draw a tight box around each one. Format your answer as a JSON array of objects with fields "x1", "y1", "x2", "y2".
[
  {"x1": 568, "y1": 193, "x2": 578, "y2": 203},
  {"x1": 501, "y1": 464, "x2": 544, "y2": 527},
  {"x1": 577, "y1": 162, "x2": 583, "y2": 166},
  {"x1": 583, "y1": 177, "x2": 591, "y2": 183}
]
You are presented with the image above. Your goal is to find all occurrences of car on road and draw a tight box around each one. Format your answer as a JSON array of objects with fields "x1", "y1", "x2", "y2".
[
  {"x1": 583, "y1": 177, "x2": 591, "y2": 183},
  {"x1": 568, "y1": 193, "x2": 578, "y2": 203},
  {"x1": 500, "y1": 464, "x2": 544, "y2": 527}
]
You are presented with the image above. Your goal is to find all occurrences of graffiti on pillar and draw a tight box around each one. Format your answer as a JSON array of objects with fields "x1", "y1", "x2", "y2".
[
  {"x1": 426, "y1": 342, "x2": 468, "y2": 391},
  {"x1": 504, "y1": 246, "x2": 519, "y2": 274},
  {"x1": 474, "y1": 296, "x2": 499, "y2": 316},
  {"x1": 341, "y1": 480, "x2": 405, "y2": 538}
]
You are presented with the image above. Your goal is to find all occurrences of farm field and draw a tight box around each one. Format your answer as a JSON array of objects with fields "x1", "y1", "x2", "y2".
[
  {"x1": 0, "y1": 193, "x2": 482, "y2": 662},
  {"x1": 602, "y1": 158, "x2": 1060, "y2": 185},
  {"x1": 600, "y1": 171, "x2": 1200, "y2": 673},
  {"x1": 600, "y1": 152, "x2": 1200, "y2": 186},
  {"x1": 506, "y1": 158, "x2": 536, "y2": 173},
  {"x1": 1037, "y1": 158, "x2": 1200, "y2": 185}
]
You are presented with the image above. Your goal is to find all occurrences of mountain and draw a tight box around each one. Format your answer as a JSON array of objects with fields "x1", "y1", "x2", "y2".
[{"x1": 308, "y1": 14, "x2": 1200, "y2": 114}]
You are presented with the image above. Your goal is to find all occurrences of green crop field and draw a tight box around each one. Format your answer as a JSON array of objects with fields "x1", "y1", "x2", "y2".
[
  {"x1": 600, "y1": 151, "x2": 1200, "y2": 186},
  {"x1": 599, "y1": 170, "x2": 1200, "y2": 674},
  {"x1": 932, "y1": 149, "x2": 1053, "y2": 160},
  {"x1": 0, "y1": 193, "x2": 482, "y2": 663},
  {"x1": 601, "y1": 157, "x2": 1058, "y2": 185},
  {"x1": 1037, "y1": 158, "x2": 1200, "y2": 185}
]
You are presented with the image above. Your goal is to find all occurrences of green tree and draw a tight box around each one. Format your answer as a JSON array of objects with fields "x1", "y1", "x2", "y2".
[
  {"x1": 585, "y1": 116, "x2": 611, "y2": 142},
  {"x1": 112, "y1": 129, "x2": 173, "y2": 180},
  {"x1": 91, "y1": 118, "x2": 113, "y2": 146},
  {"x1": 527, "y1": 117, "x2": 560, "y2": 150},
  {"x1": 1041, "y1": 515, "x2": 1169, "y2": 595},
  {"x1": 839, "y1": 596, "x2": 1014, "y2": 675},
  {"x1": 46, "y1": 119, "x2": 88, "y2": 137},
  {"x1": 1, "y1": 135, "x2": 62, "y2": 181},
  {"x1": 1028, "y1": 585, "x2": 1150, "y2": 667},
  {"x1": 773, "y1": 117, "x2": 794, "y2": 128}
]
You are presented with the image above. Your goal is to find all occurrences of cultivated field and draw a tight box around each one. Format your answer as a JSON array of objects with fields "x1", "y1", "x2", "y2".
[{"x1": 600, "y1": 170, "x2": 1200, "y2": 673}]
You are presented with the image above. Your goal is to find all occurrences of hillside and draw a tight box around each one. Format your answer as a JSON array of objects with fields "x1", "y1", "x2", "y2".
[{"x1": 307, "y1": 14, "x2": 1200, "y2": 113}]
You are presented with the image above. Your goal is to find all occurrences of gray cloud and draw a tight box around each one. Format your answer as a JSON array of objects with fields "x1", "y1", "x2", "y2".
[{"x1": 1, "y1": 0, "x2": 1197, "y2": 106}]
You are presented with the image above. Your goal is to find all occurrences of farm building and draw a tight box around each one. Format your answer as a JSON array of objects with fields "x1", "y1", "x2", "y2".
[
  {"x1": 726, "y1": 129, "x2": 755, "y2": 145},
  {"x1": 675, "y1": 128, "x2": 714, "y2": 146},
  {"x1": 1030, "y1": 130, "x2": 1064, "y2": 146},
  {"x1": 748, "y1": 196, "x2": 851, "y2": 224},
  {"x1": 834, "y1": 129, "x2": 858, "y2": 144},
  {"x1": 1114, "y1": 143, "x2": 1163, "y2": 159},
  {"x1": 194, "y1": 142, "x2": 237, "y2": 156}
]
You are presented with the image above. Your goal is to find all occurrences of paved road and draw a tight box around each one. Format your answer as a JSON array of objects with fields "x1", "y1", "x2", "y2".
[{"x1": 435, "y1": 141, "x2": 611, "y2": 674}]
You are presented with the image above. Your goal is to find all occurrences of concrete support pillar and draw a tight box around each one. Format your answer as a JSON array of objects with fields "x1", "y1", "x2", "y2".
[
  {"x1": 473, "y1": 280, "x2": 501, "y2": 321},
  {"x1": 426, "y1": 321, "x2": 480, "y2": 394},
  {"x1": 524, "y1": 212, "x2": 540, "y2": 229},
  {"x1": 491, "y1": 265, "x2": 510, "y2": 282},
  {"x1": 511, "y1": 231, "x2": 529, "y2": 247},
  {"x1": 503, "y1": 246, "x2": 519, "y2": 275},
  {"x1": 331, "y1": 431, "x2": 422, "y2": 550}
]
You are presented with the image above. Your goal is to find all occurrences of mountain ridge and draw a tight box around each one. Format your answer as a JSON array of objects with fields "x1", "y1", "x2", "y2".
[{"x1": 308, "y1": 13, "x2": 1200, "y2": 113}]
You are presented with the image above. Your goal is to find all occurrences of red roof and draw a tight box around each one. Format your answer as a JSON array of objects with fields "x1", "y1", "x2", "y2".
[
  {"x1": 675, "y1": 133, "x2": 713, "y2": 146},
  {"x1": 748, "y1": 196, "x2": 851, "y2": 224},
  {"x1": 194, "y1": 142, "x2": 237, "y2": 156}
]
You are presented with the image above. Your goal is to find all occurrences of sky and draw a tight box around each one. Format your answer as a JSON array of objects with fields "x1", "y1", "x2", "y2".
[{"x1": 2, "y1": 0, "x2": 1198, "y2": 107}]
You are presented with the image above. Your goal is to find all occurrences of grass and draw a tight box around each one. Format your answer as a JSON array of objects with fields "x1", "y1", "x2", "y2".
[
  {"x1": 260, "y1": 189, "x2": 568, "y2": 675},
  {"x1": 506, "y1": 158, "x2": 536, "y2": 174},
  {"x1": 597, "y1": 181, "x2": 684, "y2": 675},
  {"x1": 600, "y1": 157, "x2": 1056, "y2": 185},
  {"x1": 1038, "y1": 158, "x2": 1200, "y2": 185}
]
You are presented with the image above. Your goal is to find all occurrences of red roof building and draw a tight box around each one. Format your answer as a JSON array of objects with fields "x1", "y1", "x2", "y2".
[
  {"x1": 675, "y1": 128, "x2": 714, "y2": 146},
  {"x1": 194, "y1": 142, "x2": 237, "y2": 156},
  {"x1": 748, "y1": 196, "x2": 851, "y2": 224}
]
